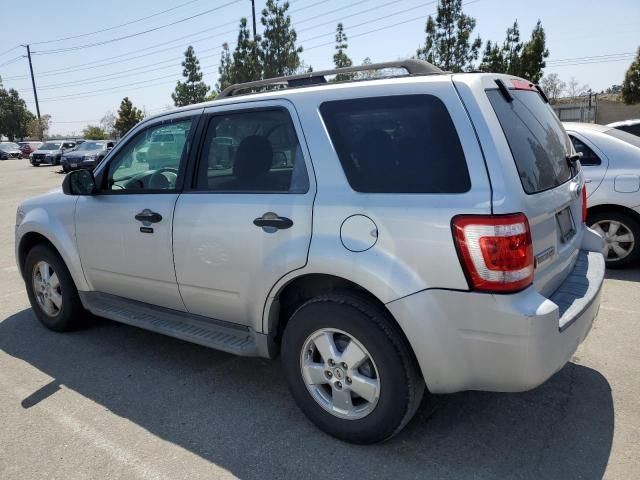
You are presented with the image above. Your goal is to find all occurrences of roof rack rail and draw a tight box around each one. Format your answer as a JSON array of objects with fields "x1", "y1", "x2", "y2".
[{"x1": 217, "y1": 59, "x2": 443, "y2": 99}]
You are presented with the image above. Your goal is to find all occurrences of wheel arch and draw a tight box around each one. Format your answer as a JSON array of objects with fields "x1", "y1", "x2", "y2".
[
  {"x1": 17, "y1": 225, "x2": 88, "y2": 292},
  {"x1": 264, "y1": 273, "x2": 421, "y2": 372},
  {"x1": 587, "y1": 203, "x2": 640, "y2": 225}
]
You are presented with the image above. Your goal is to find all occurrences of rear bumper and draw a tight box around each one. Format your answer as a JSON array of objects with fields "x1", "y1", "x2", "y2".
[{"x1": 387, "y1": 249, "x2": 605, "y2": 394}]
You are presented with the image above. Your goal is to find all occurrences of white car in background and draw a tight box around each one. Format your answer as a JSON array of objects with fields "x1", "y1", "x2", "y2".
[
  {"x1": 608, "y1": 119, "x2": 640, "y2": 137},
  {"x1": 564, "y1": 122, "x2": 640, "y2": 267}
]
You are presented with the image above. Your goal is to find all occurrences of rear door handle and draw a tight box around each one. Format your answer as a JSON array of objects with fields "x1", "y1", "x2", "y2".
[
  {"x1": 135, "y1": 209, "x2": 163, "y2": 223},
  {"x1": 253, "y1": 212, "x2": 293, "y2": 230}
]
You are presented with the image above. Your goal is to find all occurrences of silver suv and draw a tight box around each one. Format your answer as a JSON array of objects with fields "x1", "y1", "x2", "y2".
[{"x1": 15, "y1": 60, "x2": 605, "y2": 444}]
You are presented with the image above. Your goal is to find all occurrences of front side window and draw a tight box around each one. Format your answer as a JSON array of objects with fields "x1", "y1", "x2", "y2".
[
  {"x1": 487, "y1": 89, "x2": 573, "y2": 194},
  {"x1": 195, "y1": 108, "x2": 308, "y2": 193},
  {"x1": 568, "y1": 135, "x2": 601, "y2": 166},
  {"x1": 320, "y1": 95, "x2": 470, "y2": 193},
  {"x1": 105, "y1": 119, "x2": 192, "y2": 192}
]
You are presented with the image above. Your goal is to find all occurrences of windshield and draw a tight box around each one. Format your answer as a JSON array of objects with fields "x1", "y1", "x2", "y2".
[
  {"x1": 605, "y1": 128, "x2": 640, "y2": 150},
  {"x1": 75, "y1": 141, "x2": 106, "y2": 151},
  {"x1": 39, "y1": 142, "x2": 62, "y2": 150},
  {"x1": 0, "y1": 143, "x2": 20, "y2": 151},
  {"x1": 487, "y1": 88, "x2": 573, "y2": 194}
]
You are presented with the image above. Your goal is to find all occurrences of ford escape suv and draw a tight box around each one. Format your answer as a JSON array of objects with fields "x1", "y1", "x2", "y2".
[{"x1": 15, "y1": 60, "x2": 605, "y2": 444}]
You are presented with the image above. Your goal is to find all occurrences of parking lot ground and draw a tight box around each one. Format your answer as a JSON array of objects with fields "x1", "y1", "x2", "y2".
[{"x1": 0, "y1": 158, "x2": 639, "y2": 480}]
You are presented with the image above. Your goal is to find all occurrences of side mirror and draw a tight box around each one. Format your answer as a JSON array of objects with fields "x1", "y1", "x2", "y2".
[{"x1": 62, "y1": 169, "x2": 97, "y2": 195}]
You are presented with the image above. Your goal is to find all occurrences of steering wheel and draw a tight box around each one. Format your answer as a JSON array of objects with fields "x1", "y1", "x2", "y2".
[{"x1": 149, "y1": 167, "x2": 179, "y2": 189}]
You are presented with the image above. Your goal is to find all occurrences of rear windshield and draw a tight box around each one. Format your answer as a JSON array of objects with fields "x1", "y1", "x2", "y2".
[
  {"x1": 487, "y1": 89, "x2": 573, "y2": 194},
  {"x1": 320, "y1": 95, "x2": 470, "y2": 194},
  {"x1": 605, "y1": 127, "x2": 640, "y2": 149}
]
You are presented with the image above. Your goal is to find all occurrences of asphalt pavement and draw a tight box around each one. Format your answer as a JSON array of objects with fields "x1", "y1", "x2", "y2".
[{"x1": 0, "y1": 158, "x2": 638, "y2": 479}]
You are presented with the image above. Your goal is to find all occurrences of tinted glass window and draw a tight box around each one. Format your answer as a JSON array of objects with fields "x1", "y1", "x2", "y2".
[
  {"x1": 320, "y1": 95, "x2": 470, "y2": 193},
  {"x1": 195, "y1": 109, "x2": 308, "y2": 193},
  {"x1": 487, "y1": 89, "x2": 573, "y2": 194},
  {"x1": 605, "y1": 127, "x2": 640, "y2": 149},
  {"x1": 568, "y1": 135, "x2": 601, "y2": 166},
  {"x1": 616, "y1": 124, "x2": 640, "y2": 137},
  {"x1": 105, "y1": 119, "x2": 192, "y2": 192}
]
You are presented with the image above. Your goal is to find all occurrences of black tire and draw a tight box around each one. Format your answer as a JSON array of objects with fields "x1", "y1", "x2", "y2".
[
  {"x1": 281, "y1": 291, "x2": 425, "y2": 444},
  {"x1": 62, "y1": 165, "x2": 70, "y2": 173},
  {"x1": 25, "y1": 244, "x2": 87, "y2": 332},
  {"x1": 588, "y1": 210, "x2": 640, "y2": 268}
]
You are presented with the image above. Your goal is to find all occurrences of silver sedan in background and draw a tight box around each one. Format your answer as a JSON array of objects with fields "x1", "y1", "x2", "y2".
[{"x1": 564, "y1": 122, "x2": 640, "y2": 267}]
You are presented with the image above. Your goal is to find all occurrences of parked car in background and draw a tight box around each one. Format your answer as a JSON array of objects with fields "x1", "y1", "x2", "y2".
[
  {"x1": 61, "y1": 140, "x2": 116, "y2": 172},
  {"x1": 30, "y1": 140, "x2": 76, "y2": 166},
  {"x1": 18, "y1": 142, "x2": 42, "y2": 157},
  {"x1": 0, "y1": 142, "x2": 23, "y2": 159},
  {"x1": 564, "y1": 122, "x2": 640, "y2": 267},
  {"x1": 607, "y1": 119, "x2": 640, "y2": 137},
  {"x1": 15, "y1": 61, "x2": 605, "y2": 444}
]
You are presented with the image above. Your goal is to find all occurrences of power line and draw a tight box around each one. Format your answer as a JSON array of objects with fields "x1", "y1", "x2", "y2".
[
  {"x1": 547, "y1": 52, "x2": 634, "y2": 65},
  {"x1": 30, "y1": 0, "x2": 203, "y2": 46},
  {"x1": 26, "y1": 0, "x2": 404, "y2": 92},
  {"x1": 32, "y1": 0, "x2": 463, "y2": 102},
  {"x1": 0, "y1": 55, "x2": 24, "y2": 68},
  {"x1": 3, "y1": 0, "x2": 324, "y2": 81},
  {"x1": 0, "y1": 45, "x2": 21, "y2": 59},
  {"x1": 32, "y1": 0, "x2": 242, "y2": 55}
]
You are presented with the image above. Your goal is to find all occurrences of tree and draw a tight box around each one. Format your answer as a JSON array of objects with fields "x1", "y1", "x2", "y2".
[
  {"x1": 622, "y1": 47, "x2": 640, "y2": 105},
  {"x1": 215, "y1": 42, "x2": 233, "y2": 93},
  {"x1": 479, "y1": 40, "x2": 506, "y2": 73},
  {"x1": 100, "y1": 111, "x2": 116, "y2": 138},
  {"x1": 333, "y1": 23, "x2": 353, "y2": 81},
  {"x1": 416, "y1": 0, "x2": 482, "y2": 72},
  {"x1": 0, "y1": 88, "x2": 33, "y2": 141},
  {"x1": 480, "y1": 19, "x2": 548, "y2": 81},
  {"x1": 519, "y1": 20, "x2": 549, "y2": 83},
  {"x1": 230, "y1": 18, "x2": 264, "y2": 84},
  {"x1": 502, "y1": 20, "x2": 522, "y2": 75},
  {"x1": 172, "y1": 46, "x2": 210, "y2": 107},
  {"x1": 27, "y1": 114, "x2": 50, "y2": 139},
  {"x1": 261, "y1": 0, "x2": 303, "y2": 78},
  {"x1": 83, "y1": 125, "x2": 108, "y2": 140},
  {"x1": 566, "y1": 76, "x2": 590, "y2": 98},
  {"x1": 356, "y1": 57, "x2": 380, "y2": 80},
  {"x1": 605, "y1": 84, "x2": 622, "y2": 95},
  {"x1": 540, "y1": 73, "x2": 566, "y2": 104},
  {"x1": 114, "y1": 97, "x2": 144, "y2": 138}
]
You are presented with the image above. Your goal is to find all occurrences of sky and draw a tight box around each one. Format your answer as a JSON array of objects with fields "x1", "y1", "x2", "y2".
[{"x1": 1, "y1": 0, "x2": 638, "y2": 136}]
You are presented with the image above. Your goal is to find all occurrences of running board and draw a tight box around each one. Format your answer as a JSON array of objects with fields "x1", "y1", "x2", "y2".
[{"x1": 79, "y1": 292, "x2": 265, "y2": 357}]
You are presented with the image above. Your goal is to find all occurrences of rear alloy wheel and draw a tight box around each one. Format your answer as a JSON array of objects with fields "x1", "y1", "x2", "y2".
[
  {"x1": 300, "y1": 328, "x2": 381, "y2": 420},
  {"x1": 590, "y1": 211, "x2": 640, "y2": 268},
  {"x1": 282, "y1": 291, "x2": 425, "y2": 444}
]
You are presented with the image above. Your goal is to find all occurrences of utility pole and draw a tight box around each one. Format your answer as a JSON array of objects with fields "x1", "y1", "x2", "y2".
[
  {"x1": 24, "y1": 44, "x2": 43, "y2": 140},
  {"x1": 250, "y1": 0, "x2": 257, "y2": 38}
]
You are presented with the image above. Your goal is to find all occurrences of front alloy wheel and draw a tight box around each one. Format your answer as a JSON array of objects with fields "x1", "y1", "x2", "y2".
[{"x1": 32, "y1": 260, "x2": 63, "y2": 316}]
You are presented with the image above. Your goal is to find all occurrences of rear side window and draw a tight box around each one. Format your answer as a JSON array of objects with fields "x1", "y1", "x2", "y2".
[
  {"x1": 605, "y1": 127, "x2": 640, "y2": 149},
  {"x1": 320, "y1": 95, "x2": 470, "y2": 193},
  {"x1": 487, "y1": 89, "x2": 573, "y2": 194},
  {"x1": 568, "y1": 135, "x2": 601, "y2": 166}
]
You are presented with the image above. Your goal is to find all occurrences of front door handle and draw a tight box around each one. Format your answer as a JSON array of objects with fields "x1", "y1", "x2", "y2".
[
  {"x1": 253, "y1": 212, "x2": 293, "y2": 230},
  {"x1": 135, "y1": 209, "x2": 163, "y2": 223}
]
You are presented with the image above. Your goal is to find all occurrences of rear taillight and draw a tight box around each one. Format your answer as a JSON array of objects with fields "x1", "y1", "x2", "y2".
[
  {"x1": 452, "y1": 213, "x2": 534, "y2": 293},
  {"x1": 582, "y1": 184, "x2": 587, "y2": 223}
]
